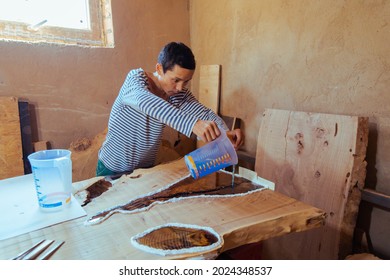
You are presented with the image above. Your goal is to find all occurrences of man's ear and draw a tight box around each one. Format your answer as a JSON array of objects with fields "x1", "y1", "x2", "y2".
[{"x1": 156, "y1": 63, "x2": 163, "y2": 77}]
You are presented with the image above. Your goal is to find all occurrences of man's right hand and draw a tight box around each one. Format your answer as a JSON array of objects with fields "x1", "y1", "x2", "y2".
[{"x1": 192, "y1": 120, "x2": 221, "y2": 143}]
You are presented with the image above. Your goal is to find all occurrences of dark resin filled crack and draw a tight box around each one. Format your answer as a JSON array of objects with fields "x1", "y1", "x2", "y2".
[{"x1": 85, "y1": 171, "x2": 264, "y2": 225}]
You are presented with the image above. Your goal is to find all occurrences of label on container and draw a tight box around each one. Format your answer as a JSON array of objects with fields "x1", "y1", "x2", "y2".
[{"x1": 185, "y1": 152, "x2": 233, "y2": 179}]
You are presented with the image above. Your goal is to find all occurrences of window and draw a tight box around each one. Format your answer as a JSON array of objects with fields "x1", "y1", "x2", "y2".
[{"x1": 0, "y1": 0, "x2": 114, "y2": 48}]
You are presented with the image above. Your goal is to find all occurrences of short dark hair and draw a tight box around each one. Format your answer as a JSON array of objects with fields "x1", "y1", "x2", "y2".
[{"x1": 158, "y1": 42, "x2": 196, "y2": 73}]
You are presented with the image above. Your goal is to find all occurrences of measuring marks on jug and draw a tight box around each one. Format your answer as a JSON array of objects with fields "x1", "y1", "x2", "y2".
[
  {"x1": 31, "y1": 167, "x2": 72, "y2": 210},
  {"x1": 185, "y1": 129, "x2": 238, "y2": 179},
  {"x1": 185, "y1": 152, "x2": 233, "y2": 179},
  {"x1": 28, "y1": 149, "x2": 73, "y2": 211}
]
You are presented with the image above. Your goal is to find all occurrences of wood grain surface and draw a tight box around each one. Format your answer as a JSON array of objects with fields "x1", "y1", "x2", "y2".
[
  {"x1": 0, "y1": 159, "x2": 325, "y2": 260},
  {"x1": 0, "y1": 96, "x2": 24, "y2": 180},
  {"x1": 255, "y1": 109, "x2": 368, "y2": 259},
  {"x1": 197, "y1": 65, "x2": 221, "y2": 148}
]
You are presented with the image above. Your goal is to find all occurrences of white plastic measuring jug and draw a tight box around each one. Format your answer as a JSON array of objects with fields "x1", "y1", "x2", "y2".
[
  {"x1": 184, "y1": 129, "x2": 238, "y2": 179},
  {"x1": 27, "y1": 149, "x2": 72, "y2": 211}
]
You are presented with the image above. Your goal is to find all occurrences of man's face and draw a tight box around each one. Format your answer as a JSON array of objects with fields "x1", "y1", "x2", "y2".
[{"x1": 158, "y1": 64, "x2": 194, "y2": 97}]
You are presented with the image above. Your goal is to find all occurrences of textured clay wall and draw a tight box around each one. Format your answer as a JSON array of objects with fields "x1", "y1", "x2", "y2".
[
  {"x1": 1, "y1": 0, "x2": 389, "y2": 259},
  {"x1": 190, "y1": 0, "x2": 390, "y2": 258},
  {"x1": 0, "y1": 0, "x2": 190, "y2": 149}
]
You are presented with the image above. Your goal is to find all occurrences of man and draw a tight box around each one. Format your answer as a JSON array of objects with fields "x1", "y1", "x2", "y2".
[{"x1": 96, "y1": 42, "x2": 244, "y2": 176}]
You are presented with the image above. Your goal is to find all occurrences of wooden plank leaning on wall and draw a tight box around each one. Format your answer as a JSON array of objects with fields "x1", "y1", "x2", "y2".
[
  {"x1": 255, "y1": 109, "x2": 369, "y2": 260},
  {"x1": 0, "y1": 96, "x2": 24, "y2": 180},
  {"x1": 197, "y1": 65, "x2": 221, "y2": 148}
]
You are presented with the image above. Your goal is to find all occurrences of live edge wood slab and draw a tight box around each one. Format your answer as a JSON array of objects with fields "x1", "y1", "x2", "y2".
[
  {"x1": 256, "y1": 109, "x2": 368, "y2": 260},
  {"x1": 0, "y1": 159, "x2": 325, "y2": 260}
]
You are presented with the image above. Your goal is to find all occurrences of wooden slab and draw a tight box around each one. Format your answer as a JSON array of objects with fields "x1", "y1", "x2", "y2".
[
  {"x1": 0, "y1": 96, "x2": 24, "y2": 180},
  {"x1": 255, "y1": 109, "x2": 369, "y2": 259},
  {"x1": 69, "y1": 129, "x2": 107, "y2": 182},
  {"x1": 0, "y1": 159, "x2": 325, "y2": 260},
  {"x1": 197, "y1": 65, "x2": 221, "y2": 148}
]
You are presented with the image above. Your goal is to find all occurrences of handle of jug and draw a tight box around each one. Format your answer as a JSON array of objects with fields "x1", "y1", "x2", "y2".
[{"x1": 53, "y1": 156, "x2": 72, "y2": 185}]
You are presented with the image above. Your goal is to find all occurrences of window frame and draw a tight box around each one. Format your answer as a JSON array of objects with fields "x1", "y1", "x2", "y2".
[{"x1": 0, "y1": 0, "x2": 114, "y2": 48}]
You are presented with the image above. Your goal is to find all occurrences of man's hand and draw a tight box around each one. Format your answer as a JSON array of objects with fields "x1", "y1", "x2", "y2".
[
  {"x1": 226, "y1": 129, "x2": 244, "y2": 150},
  {"x1": 192, "y1": 120, "x2": 221, "y2": 143}
]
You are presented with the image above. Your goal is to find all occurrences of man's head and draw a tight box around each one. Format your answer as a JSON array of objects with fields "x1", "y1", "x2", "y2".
[
  {"x1": 155, "y1": 42, "x2": 196, "y2": 96},
  {"x1": 157, "y1": 42, "x2": 196, "y2": 73}
]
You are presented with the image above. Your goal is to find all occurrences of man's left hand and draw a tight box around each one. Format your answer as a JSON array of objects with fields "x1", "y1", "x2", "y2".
[{"x1": 226, "y1": 129, "x2": 244, "y2": 150}]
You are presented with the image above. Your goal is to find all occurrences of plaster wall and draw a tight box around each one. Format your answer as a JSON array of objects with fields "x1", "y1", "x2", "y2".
[
  {"x1": 0, "y1": 0, "x2": 190, "y2": 148},
  {"x1": 190, "y1": 0, "x2": 390, "y2": 258}
]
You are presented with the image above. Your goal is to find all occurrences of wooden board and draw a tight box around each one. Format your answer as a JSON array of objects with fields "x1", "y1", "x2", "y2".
[
  {"x1": 197, "y1": 65, "x2": 221, "y2": 148},
  {"x1": 0, "y1": 159, "x2": 326, "y2": 260},
  {"x1": 198, "y1": 65, "x2": 221, "y2": 113},
  {"x1": 255, "y1": 109, "x2": 369, "y2": 259},
  {"x1": 0, "y1": 96, "x2": 24, "y2": 180}
]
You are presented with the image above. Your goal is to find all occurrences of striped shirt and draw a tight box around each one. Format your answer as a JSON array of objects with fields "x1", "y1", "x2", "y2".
[{"x1": 98, "y1": 68, "x2": 227, "y2": 173}]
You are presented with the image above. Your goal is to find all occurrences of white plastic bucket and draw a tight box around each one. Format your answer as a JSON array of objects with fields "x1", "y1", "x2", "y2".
[{"x1": 27, "y1": 149, "x2": 72, "y2": 211}]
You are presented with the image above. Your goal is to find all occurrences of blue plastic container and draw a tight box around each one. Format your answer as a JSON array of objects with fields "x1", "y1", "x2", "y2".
[{"x1": 184, "y1": 130, "x2": 238, "y2": 179}]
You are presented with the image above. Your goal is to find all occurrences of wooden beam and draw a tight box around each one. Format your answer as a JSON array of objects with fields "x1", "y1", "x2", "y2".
[{"x1": 361, "y1": 188, "x2": 390, "y2": 210}]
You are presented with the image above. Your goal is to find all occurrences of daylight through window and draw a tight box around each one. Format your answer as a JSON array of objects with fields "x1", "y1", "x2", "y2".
[{"x1": 0, "y1": 0, "x2": 114, "y2": 47}]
